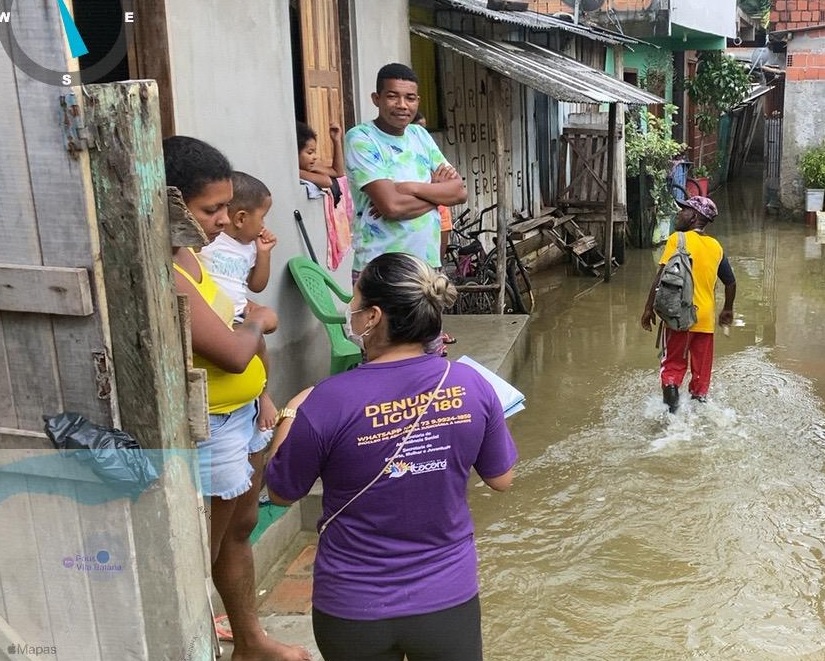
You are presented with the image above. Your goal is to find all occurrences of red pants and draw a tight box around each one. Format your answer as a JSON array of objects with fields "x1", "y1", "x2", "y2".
[{"x1": 660, "y1": 330, "x2": 714, "y2": 397}]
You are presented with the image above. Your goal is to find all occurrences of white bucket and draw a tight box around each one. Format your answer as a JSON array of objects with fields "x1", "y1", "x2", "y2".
[
  {"x1": 805, "y1": 188, "x2": 825, "y2": 212},
  {"x1": 817, "y1": 210, "x2": 825, "y2": 244}
]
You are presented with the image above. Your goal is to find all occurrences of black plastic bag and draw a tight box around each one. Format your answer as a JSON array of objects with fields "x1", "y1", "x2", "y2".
[{"x1": 44, "y1": 412, "x2": 159, "y2": 499}]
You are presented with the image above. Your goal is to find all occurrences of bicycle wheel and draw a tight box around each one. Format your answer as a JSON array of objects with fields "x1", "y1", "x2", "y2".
[
  {"x1": 509, "y1": 259, "x2": 534, "y2": 314},
  {"x1": 669, "y1": 182, "x2": 689, "y2": 203},
  {"x1": 482, "y1": 249, "x2": 530, "y2": 314},
  {"x1": 452, "y1": 278, "x2": 497, "y2": 314}
]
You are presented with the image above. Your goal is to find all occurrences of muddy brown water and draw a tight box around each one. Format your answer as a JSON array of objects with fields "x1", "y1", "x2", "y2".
[{"x1": 473, "y1": 172, "x2": 825, "y2": 660}]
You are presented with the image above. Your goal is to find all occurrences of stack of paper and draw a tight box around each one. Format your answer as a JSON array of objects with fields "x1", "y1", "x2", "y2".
[{"x1": 456, "y1": 355, "x2": 526, "y2": 418}]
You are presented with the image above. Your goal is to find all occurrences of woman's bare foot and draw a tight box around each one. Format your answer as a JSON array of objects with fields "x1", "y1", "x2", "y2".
[
  {"x1": 232, "y1": 637, "x2": 312, "y2": 661},
  {"x1": 258, "y1": 392, "x2": 279, "y2": 431}
]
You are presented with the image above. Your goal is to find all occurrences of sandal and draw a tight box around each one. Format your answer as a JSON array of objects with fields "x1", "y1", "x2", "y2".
[
  {"x1": 213, "y1": 615, "x2": 233, "y2": 642},
  {"x1": 440, "y1": 332, "x2": 457, "y2": 345}
]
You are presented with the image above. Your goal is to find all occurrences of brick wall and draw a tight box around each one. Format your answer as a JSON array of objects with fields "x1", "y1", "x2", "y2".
[
  {"x1": 528, "y1": 1, "x2": 656, "y2": 14},
  {"x1": 786, "y1": 49, "x2": 825, "y2": 80},
  {"x1": 771, "y1": 1, "x2": 825, "y2": 32}
]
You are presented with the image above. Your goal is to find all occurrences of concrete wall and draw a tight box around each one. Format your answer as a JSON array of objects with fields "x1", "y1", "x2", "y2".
[
  {"x1": 350, "y1": 0, "x2": 411, "y2": 123},
  {"x1": 164, "y1": 0, "x2": 347, "y2": 402},
  {"x1": 671, "y1": 0, "x2": 737, "y2": 39},
  {"x1": 779, "y1": 29, "x2": 825, "y2": 212},
  {"x1": 163, "y1": 1, "x2": 411, "y2": 403}
]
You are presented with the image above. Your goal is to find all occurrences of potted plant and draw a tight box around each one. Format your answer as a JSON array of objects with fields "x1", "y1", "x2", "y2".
[
  {"x1": 685, "y1": 51, "x2": 751, "y2": 181},
  {"x1": 625, "y1": 104, "x2": 687, "y2": 246},
  {"x1": 800, "y1": 143, "x2": 825, "y2": 212},
  {"x1": 691, "y1": 164, "x2": 710, "y2": 197}
]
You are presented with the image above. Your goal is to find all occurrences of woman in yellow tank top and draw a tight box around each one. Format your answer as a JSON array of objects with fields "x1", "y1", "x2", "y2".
[{"x1": 164, "y1": 136, "x2": 311, "y2": 661}]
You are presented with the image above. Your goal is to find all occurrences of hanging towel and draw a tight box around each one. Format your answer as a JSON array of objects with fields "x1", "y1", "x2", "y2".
[{"x1": 323, "y1": 176, "x2": 353, "y2": 271}]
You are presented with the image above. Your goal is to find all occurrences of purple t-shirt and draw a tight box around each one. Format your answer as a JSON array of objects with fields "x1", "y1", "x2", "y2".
[{"x1": 265, "y1": 354, "x2": 517, "y2": 620}]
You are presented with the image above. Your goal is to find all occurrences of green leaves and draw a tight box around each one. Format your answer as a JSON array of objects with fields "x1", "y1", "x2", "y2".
[
  {"x1": 685, "y1": 50, "x2": 751, "y2": 167},
  {"x1": 625, "y1": 105, "x2": 687, "y2": 212},
  {"x1": 800, "y1": 144, "x2": 825, "y2": 189}
]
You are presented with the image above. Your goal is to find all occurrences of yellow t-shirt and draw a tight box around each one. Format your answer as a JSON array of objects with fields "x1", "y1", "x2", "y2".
[
  {"x1": 174, "y1": 250, "x2": 266, "y2": 414},
  {"x1": 658, "y1": 230, "x2": 724, "y2": 333}
]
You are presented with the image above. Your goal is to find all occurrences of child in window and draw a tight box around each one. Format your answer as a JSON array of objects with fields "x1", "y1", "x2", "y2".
[
  {"x1": 298, "y1": 120, "x2": 354, "y2": 270},
  {"x1": 199, "y1": 171, "x2": 280, "y2": 431},
  {"x1": 298, "y1": 121, "x2": 345, "y2": 193}
]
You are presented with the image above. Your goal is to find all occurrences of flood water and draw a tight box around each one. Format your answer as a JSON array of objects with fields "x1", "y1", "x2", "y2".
[{"x1": 473, "y1": 169, "x2": 825, "y2": 660}]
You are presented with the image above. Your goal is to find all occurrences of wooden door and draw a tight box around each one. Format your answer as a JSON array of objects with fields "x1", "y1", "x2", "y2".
[
  {"x1": 0, "y1": 5, "x2": 141, "y2": 657},
  {"x1": 300, "y1": 0, "x2": 345, "y2": 163},
  {"x1": 0, "y1": 5, "x2": 208, "y2": 658},
  {"x1": 557, "y1": 127, "x2": 610, "y2": 207}
]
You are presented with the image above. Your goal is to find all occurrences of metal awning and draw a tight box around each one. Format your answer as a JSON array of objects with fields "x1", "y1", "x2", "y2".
[
  {"x1": 436, "y1": 0, "x2": 652, "y2": 47},
  {"x1": 411, "y1": 25, "x2": 665, "y2": 105}
]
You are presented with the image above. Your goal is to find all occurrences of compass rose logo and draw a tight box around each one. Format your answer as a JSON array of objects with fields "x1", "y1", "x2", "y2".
[{"x1": 0, "y1": 0, "x2": 135, "y2": 86}]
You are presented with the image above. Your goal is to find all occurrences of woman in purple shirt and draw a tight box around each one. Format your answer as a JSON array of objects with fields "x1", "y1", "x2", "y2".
[{"x1": 265, "y1": 252, "x2": 517, "y2": 661}]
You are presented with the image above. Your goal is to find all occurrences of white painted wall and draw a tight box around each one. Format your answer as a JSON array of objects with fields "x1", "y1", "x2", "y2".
[
  {"x1": 780, "y1": 33, "x2": 825, "y2": 212},
  {"x1": 164, "y1": 0, "x2": 353, "y2": 399},
  {"x1": 671, "y1": 0, "x2": 737, "y2": 39},
  {"x1": 350, "y1": 0, "x2": 411, "y2": 123},
  {"x1": 163, "y1": 0, "x2": 413, "y2": 399}
]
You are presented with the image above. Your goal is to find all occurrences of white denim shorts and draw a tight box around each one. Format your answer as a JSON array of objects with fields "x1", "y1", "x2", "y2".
[{"x1": 198, "y1": 400, "x2": 271, "y2": 499}]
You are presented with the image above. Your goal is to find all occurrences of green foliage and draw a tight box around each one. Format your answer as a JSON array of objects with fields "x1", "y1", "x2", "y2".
[
  {"x1": 800, "y1": 143, "x2": 825, "y2": 189},
  {"x1": 625, "y1": 105, "x2": 687, "y2": 212},
  {"x1": 692, "y1": 164, "x2": 710, "y2": 178},
  {"x1": 685, "y1": 51, "x2": 751, "y2": 167},
  {"x1": 639, "y1": 50, "x2": 674, "y2": 98}
]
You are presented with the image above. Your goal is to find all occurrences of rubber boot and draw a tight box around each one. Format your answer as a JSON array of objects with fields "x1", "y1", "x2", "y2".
[{"x1": 663, "y1": 385, "x2": 679, "y2": 413}]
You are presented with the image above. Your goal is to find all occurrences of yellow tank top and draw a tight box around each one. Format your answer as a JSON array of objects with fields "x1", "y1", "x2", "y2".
[{"x1": 174, "y1": 250, "x2": 266, "y2": 414}]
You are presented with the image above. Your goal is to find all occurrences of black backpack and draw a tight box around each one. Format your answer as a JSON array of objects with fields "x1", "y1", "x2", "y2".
[{"x1": 653, "y1": 232, "x2": 697, "y2": 331}]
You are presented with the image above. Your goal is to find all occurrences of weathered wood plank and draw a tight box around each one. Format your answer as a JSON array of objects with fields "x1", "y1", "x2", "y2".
[
  {"x1": 0, "y1": 482, "x2": 57, "y2": 655},
  {"x1": 187, "y1": 368, "x2": 209, "y2": 442},
  {"x1": 0, "y1": 265, "x2": 93, "y2": 316},
  {"x1": 130, "y1": 0, "x2": 176, "y2": 137},
  {"x1": 571, "y1": 235, "x2": 598, "y2": 255},
  {"x1": 85, "y1": 80, "x2": 211, "y2": 661},
  {"x1": 28, "y1": 484, "x2": 101, "y2": 657},
  {"x1": 76, "y1": 497, "x2": 148, "y2": 657},
  {"x1": 168, "y1": 187, "x2": 208, "y2": 249},
  {"x1": 11, "y1": 1, "x2": 114, "y2": 428},
  {"x1": 0, "y1": 428, "x2": 50, "y2": 449},
  {"x1": 509, "y1": 215, "x2": 555, "y2": 238},
  {"x1": 0, "y1": 616, "x2": 38, "y2": 661},
  {"x1": 0, "y1": 319, "x2": 17, "y2": 427},
  {"x1": 1, "y1": 313, "x2": 64, "y2": 430},
  {"x1": 86, "y1": 81, "x2": 188, "y2": 451},
  {"x1": 0, "y1": 445, "x2": 110, "y2": 485},
  {"x1": 0, "y1": 19, "x2": 61, "y2": 432}
]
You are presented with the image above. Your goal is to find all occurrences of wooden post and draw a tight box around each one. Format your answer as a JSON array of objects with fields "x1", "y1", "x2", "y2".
[
  {"x1": 492, "y1": 73, "x2": 510, "y2": 313},
  {"x1": 604, "y1": 103, "x2": 617, "y2": 283},
  {"x1": 85, "y1": 81, "x2": 212, "y2": 661}
]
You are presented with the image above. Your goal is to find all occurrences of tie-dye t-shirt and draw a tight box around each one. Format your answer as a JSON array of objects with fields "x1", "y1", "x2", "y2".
[{"x1": 345, "y1": 122, "x2": 449, "y2": 270}]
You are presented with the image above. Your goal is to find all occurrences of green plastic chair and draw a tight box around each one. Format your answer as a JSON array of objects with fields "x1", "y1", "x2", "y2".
[{"x1": 287, "y1": 256, "x2": 362, "y2": 374}]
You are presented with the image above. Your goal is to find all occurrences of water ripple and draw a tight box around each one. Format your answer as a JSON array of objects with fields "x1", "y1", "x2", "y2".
[{"x1": 475, "y1": 347, "x2": 825, "y2": 660}]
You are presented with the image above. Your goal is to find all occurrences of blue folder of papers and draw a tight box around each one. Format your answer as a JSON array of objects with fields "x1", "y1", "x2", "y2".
[{"x1": 456, "y1": 355, "x2": 526, "y2": 418}]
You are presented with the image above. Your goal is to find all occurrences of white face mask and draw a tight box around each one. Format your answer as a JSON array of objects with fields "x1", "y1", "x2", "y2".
[{"x1": 344, "y1": 307, "x2": 368, "y2": 351}]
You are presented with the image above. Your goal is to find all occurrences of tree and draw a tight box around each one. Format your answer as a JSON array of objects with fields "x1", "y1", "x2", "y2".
[{"x1": 685, "y1": 51, "x2": 751, "y2": 173}]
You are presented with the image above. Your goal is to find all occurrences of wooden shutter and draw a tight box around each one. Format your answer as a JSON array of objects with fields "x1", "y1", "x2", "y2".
[{"x1": 300, "y1": 0, "x2": 344, "y2": 165}]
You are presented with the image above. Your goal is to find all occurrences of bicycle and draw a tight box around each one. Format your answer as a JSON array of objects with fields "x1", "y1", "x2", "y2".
[
  {"x1": 443, "y1": 204, "x2": 534, "y2": 315},
  {"x1": 667, "y1": 159, "x2": 703, "y2": 201}
]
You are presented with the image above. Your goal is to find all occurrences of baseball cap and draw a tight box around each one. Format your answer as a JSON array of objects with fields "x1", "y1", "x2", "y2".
[{"x1": 675, "y1": 196, "x2": 718, "y2": 221}]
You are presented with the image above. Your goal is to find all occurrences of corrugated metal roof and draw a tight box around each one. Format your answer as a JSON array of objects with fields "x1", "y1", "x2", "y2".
[
  {"x1": 436, "y1": 0, "x2": 650, "y2": 46},
  {"x1": 411, "y1": 25, "x2": 665, "y2": 105}
]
